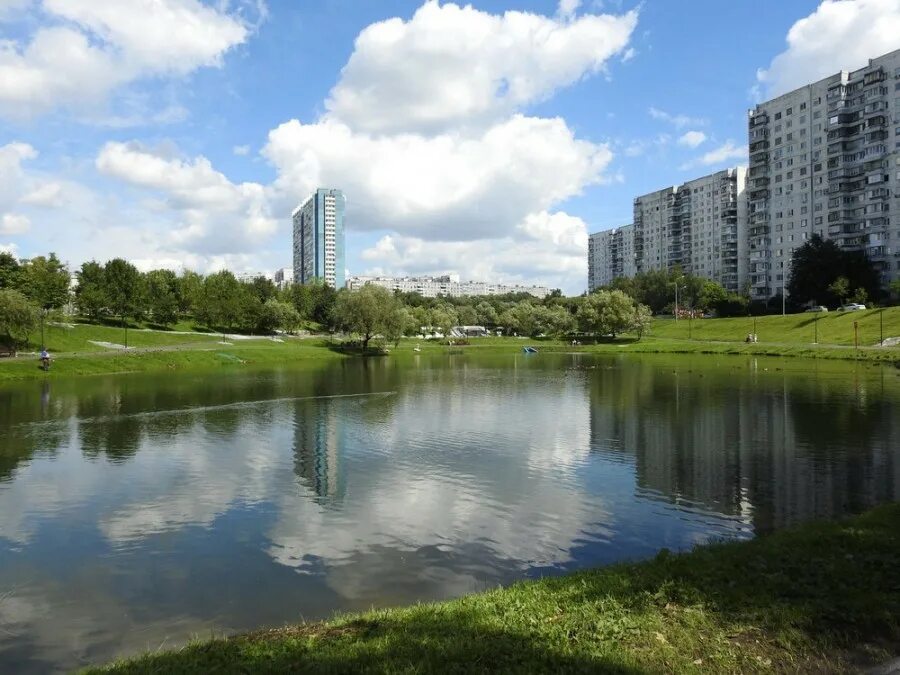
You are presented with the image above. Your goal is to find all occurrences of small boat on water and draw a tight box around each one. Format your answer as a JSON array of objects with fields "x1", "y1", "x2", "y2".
[
  {"x1": 522, "y1": 346, "x2": 538, "y2": 354},
  {"x1": 413, "y1": 344, "x2": 421, "y2": 352}
]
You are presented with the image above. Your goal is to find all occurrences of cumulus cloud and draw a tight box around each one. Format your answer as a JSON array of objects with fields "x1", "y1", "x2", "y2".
[
  {"x1": 0, "y1": 0, "x2": 258, "y2": 118},
  {"x1": 679, "y1": 140, "x2": 746, "y2": 170},
  {"x1": 677, "y1": 130, "x2": 707, "y2": 148},
  {"x1": 757, "y1": 0, "x2": 900, "y2": 97},
  {"x1": 324, "y1": 0, "x2": 637, "y2": 133},
  {"x1": 359, "y1": 211, "x2": 588, "y2": 290},
  {"x1": 264, "y1": 115, "x2": 612, "y2": 242},
  {"x1": 1, "y1": 213, "x2": 30, "y2": 234},
  {"x1": 96, "y1": 141, "x2": 277, "y2": 254}
]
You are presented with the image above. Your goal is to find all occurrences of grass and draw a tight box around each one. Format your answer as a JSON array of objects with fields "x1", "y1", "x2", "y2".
[
  {"x1": 89, "y1": 503, "x2": 900, "y2": 674},
  {"x1": 3, "y1": 311, "x2": 900, "y2": 382},
  {"x1": 650, "y1": 306, "x2": 900, "y2": 347}
]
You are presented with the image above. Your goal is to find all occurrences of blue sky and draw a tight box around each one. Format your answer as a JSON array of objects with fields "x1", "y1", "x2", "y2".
[{"x1": 1, "y1": 0, "x2": 897, "y2": 293}]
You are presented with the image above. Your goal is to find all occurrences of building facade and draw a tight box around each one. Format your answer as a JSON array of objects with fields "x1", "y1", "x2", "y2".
[
  {"x1": 292, "y1": 188, "x2": 345, "y2": 288},
  {"x1": 273, "y1": 267, "x2": 293, "y2": 289},
  {"x1": 346, "y1": 274, "x2": 552, "y2": 299},
  {"x1": 588, "y1": 225, "x2": 635, "y2": 291},
  {"x1": 747, "y1": 49, "x2": 900, "y2": 300},
  {"x1": 598, "y1": 167, "x2": 748, "y2": 292}
]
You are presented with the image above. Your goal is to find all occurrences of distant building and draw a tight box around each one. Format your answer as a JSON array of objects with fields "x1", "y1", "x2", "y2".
[
  {"x1": 346, "y1": 274, "x2": 552, "y2": 299},
  {"x1": 588, "y1": 225, "x2": 635, "y2": 291},
  {"x1": 292, "y1": 188, "x2": 345, "y2": 288},
  {"x1": 235, "y1": 271, "x2": 271, "y2": 283},
  {"x1": 273, "y1": 267, "x2": 293, "y2": 289}
]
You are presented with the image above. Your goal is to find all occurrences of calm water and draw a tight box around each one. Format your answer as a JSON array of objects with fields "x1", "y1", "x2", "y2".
[{"x1": 1, "y1": 353, "x2": 899, "y2": 672}]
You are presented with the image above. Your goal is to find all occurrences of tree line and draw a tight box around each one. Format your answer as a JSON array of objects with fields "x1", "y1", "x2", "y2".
[{"x1": 0, "y1": 251, "x2": 655, "y2": 351}]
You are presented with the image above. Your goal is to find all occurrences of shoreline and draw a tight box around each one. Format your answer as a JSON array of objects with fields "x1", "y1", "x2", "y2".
[
  {"x1": 89, "y1": 503, "x2": 900, "y2": 673},
  {"x1": 2, "y1": 335, "x2": 899, "y2": 382}
]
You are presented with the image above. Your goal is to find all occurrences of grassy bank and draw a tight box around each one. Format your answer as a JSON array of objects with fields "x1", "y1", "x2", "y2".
[
  {"x1": 91, "y1": 503, "x2": 900, "y2": 674},
  {"x1": 3, "y1": 315, "x2": 900, "y2": 382}
]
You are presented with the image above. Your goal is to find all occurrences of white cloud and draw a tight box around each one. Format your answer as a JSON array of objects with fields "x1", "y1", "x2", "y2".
[
  {"x1": 1, "y1": 213, "x2": 30, "y2": 234},
  {"x1": 325, "y1": 0, "x2": 637, "y2": 133},
  {"x1": 679, "y1": 140, "x2": 746, "y2": 170},
  {"x1": 96, "y1": 141, "x2": 277, "y2": 254},
  {"x1": 359, "y1": 211, "x2": 588, "y2": 292},
  {"x1": 264, "y1": 115, "x2": 612, "y2": 242},
  {"x1": 757, "y1": 0, "x2": 900, "y2": 97},
  {"x1": 558, "y1": 0, "x2": 582, "y2": 18},
  {"x1": 621, "y1": 47, "x2": 636, "y2": 62},
  {"x1": 0, "y1": 0, "x2": 258, "y2": 118},
  {"x1": 648, "y1": 106, "x2": 707, "y2": 129},
  {"x1": 233, "y1": 144, "x2": 251, "y2": 156},
  {"x1": 0, "y1": 141, "x2": 37, "y2": 213},
  {"x1": 677, "y1": 130, "x2": 707, "y2": 148},
  {"x1": 21, "y1": 182, "x2": 63, "y2": 207}
]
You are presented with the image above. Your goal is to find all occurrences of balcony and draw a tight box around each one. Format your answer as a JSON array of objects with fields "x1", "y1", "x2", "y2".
[
  {"x1": 749, "y1": 225, "x2": 771, "y2": 236},
  {"x1": 750, "y1": 151, "x2": 769, "y2": 165},
  {"x1": 750, "y1": 113, "x2": 769, "y2": 127},
  {"x1": 749, "y1": 189, "x2": 770, "y2": 201},
  {"x1": 749, "y1": 140, "x2": 770, "y2": 153}
]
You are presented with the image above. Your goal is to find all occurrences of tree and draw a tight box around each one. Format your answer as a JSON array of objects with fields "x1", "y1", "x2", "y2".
[
  {"x1": 577, "y1": 290, "x2": 639, "y2": 337},
  {"x1": 255, "y1": 298, "x2": 298, "y2": 334},
  {"x1": 457, "y1": 305, "x2": 477, "y2": 326},
  {"x1": 332, "y1": 285, "x2": 399, "y2": 350},
  {"x1": 248, "y1": 276, "x2": 277, "y2": 304},
  {"x1": 0, "y1": 289, "x2": 38, "y2": 354},
  {"x1": 199, "y1": 271, "x2": 243, "y2": 333},
  {"x1": 788, "y1": 234, "x2": 881, "y2": 307},
  {"x1": 632, "y1": 303, "x2": 653, "y2": 340},
  {"x1": 75, "y1": 262, "x2": 108, "y2": 321},
  {"x1": 828, "y1": 276, "x2": 850, "y2": 306},
  {"x1": 430, "y1": 304, "x2": 458, "y2": 341},
  {"x1": 104, "y1": 258, "x2": 144, "y2": 346},
  {"x1": 475, "y1": 300, "x2": 498, "y2": 327},
  {"x1": 0, "y1": 252, "x2": 22, "y2": 290},
  {"x1": 176, "y1": 270, "x2": 203, "y2": 316},
  {"x1": 145, "y1": 269, "x2": 179, "y2": 327},
  {"x1": 890, "y1": 279, "x2": 900, "y2": 305},
  {"x1": 20, "y1": 253, "x2": 71, "y2": 349},
  {"x1": 383, "y1": 306, "x2": 414, "y2": 347},
  {"x1": 696, "y1": 280, "x2": 729, "y2": 312}
]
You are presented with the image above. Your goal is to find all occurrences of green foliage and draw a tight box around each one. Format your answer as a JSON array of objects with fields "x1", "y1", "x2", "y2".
[
  {"x1": 75, "y1": 261, "x2": 108, "y2": 320},
  {"x1": 176, "y1": 270, "x2": 203, "y2": 316},
  {"x1": 577, "y1": 290, "x2": 649, "y2": 337},
  {"x1": 0, "y1": 289, "x2": 38, "y2": 351},
  {"x1": 104, "y1": 258, "x2": 144, "y2": 323},
  {"x1": 828, "y1": 276, "x2": 850, "y2": 305},
  {"x1": 789, "y1": 234, "x2": 881, "y2": 307},
  {"x1": 20, "y1": 253, "x2": 70, "y2": 311},
  {"x1": 144, "y1": 269, "x2": 179, "y2": 327},
  {"x1": 891, "y1": 278, "x2": 900, "y2": 304},
  {"x1": 332, "y1": 284, "x2": 400, "y2": 350},
  {"x1": 198, "y1": 271, "x2": 243, "y2": 332},
  {"x1": 0, "y1": 252, "x2": 22, "y2": 290}
]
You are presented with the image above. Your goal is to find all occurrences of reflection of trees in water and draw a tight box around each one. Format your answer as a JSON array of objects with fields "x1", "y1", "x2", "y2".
[
  {"x1": 589, "y1": 360, "x2": 900, "y2": 534},
  {"x1": 0, "y1": 383, "x2": 71, "y2": 482}
]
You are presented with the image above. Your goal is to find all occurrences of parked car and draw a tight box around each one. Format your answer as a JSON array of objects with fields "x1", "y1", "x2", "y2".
[
  {"x1": 838, "y1": 303, "x2": 866, "y2": 312},
  {"x1": 805, "y1": 306, "x2": 828, "y2": 313}
]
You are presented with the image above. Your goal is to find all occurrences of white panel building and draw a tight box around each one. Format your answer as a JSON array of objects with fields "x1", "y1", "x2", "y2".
[
  {"x1": 588, "y1": 225, "x2": 635, "y2": 291},
  {"x1": 747, "y1": 49, "x2": 900, "y2": 300},
  {"x1": 626, "y1": 167, "x2": 748, "y2": 292},
  {"x1": 346, "y1": 275, "x2": 552, "y2": 299}
]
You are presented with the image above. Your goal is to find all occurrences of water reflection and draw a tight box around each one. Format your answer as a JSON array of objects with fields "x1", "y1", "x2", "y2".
[{"x1": 0, "y1": 354, "x2": 898, "y2": 672}]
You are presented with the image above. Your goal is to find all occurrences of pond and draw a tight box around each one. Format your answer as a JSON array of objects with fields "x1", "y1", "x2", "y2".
[{"x1": 1, "y1": 353, "x2": 899, "y2": 672}]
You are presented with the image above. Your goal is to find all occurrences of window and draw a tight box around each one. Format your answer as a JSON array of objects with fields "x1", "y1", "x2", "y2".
[
  {"x1": 775, "y1": 111, "x2": 782, "y2": 120},
  {"x1": 786, "y1": 107, "x2": 793, "y2": 115}
]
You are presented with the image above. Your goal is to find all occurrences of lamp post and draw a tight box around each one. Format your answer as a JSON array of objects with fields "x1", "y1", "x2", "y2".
[{"x1": 672, "y1": 277, "x2": 684, "y2": 322}]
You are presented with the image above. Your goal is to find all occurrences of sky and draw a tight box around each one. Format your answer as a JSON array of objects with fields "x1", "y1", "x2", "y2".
[{"x1": 1, "y1": 0, "x2": 899, "y2": 294}]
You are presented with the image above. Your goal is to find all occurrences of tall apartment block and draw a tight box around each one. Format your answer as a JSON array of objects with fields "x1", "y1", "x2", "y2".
[
  {"x1": 588, "y1": 225, "x2": 635, "y2": 291},
  {"x1": 292, "y1": 188, "x2": 345, "y2": 288},
  {"x1": 630, "y1": 167, "x2": 748, "y2": 292},
  {"x1": 747, "y1": 49, "x2": 900, "y2": 300}
]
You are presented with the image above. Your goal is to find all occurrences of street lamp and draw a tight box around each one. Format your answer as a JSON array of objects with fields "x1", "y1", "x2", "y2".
[{"x1": 672, "y1": 277, "x2": 684, "y2": 322}]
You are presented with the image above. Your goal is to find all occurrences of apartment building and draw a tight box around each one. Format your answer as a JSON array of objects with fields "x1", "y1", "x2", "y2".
[
  {"x1": 747, "y1": 49, "x2": 900, "y2": 300},
  {"x1": 273, "y1": 267, "x2": 293, "y2": 289},
  {"x1": 292, "y1": 188, "x2": 345, "y2": 288},
  {"x1": 346, "y1": 274, "x2": 552, "y2": 299},
  {"x1": 629, "y1": 167, "x2": 748, "y2": 292},
  {"x1": 587, "y1": 225, "x2": 635, "y2": 291}
]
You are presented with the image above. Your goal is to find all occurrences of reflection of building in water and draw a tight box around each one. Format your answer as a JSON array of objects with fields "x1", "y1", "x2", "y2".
[
  {"x1": 589, "y1": 365, "x2": 900, "y2": 534},
  {"x1": 292, "y1": 400, "x2": 343, "y2": 503}
]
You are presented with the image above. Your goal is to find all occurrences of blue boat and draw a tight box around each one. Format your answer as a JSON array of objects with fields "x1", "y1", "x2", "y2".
[{"x1": 522, "y1": 346, "x2": 538, "y2": 354}]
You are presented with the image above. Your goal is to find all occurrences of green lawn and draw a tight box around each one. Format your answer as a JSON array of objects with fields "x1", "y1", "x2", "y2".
[
  {"x1": 89, "y1": 503, "x2": 900, "y2": 674},
  {"x1": 650, "y1": 307, "x2": 900, "y2": 347}
]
